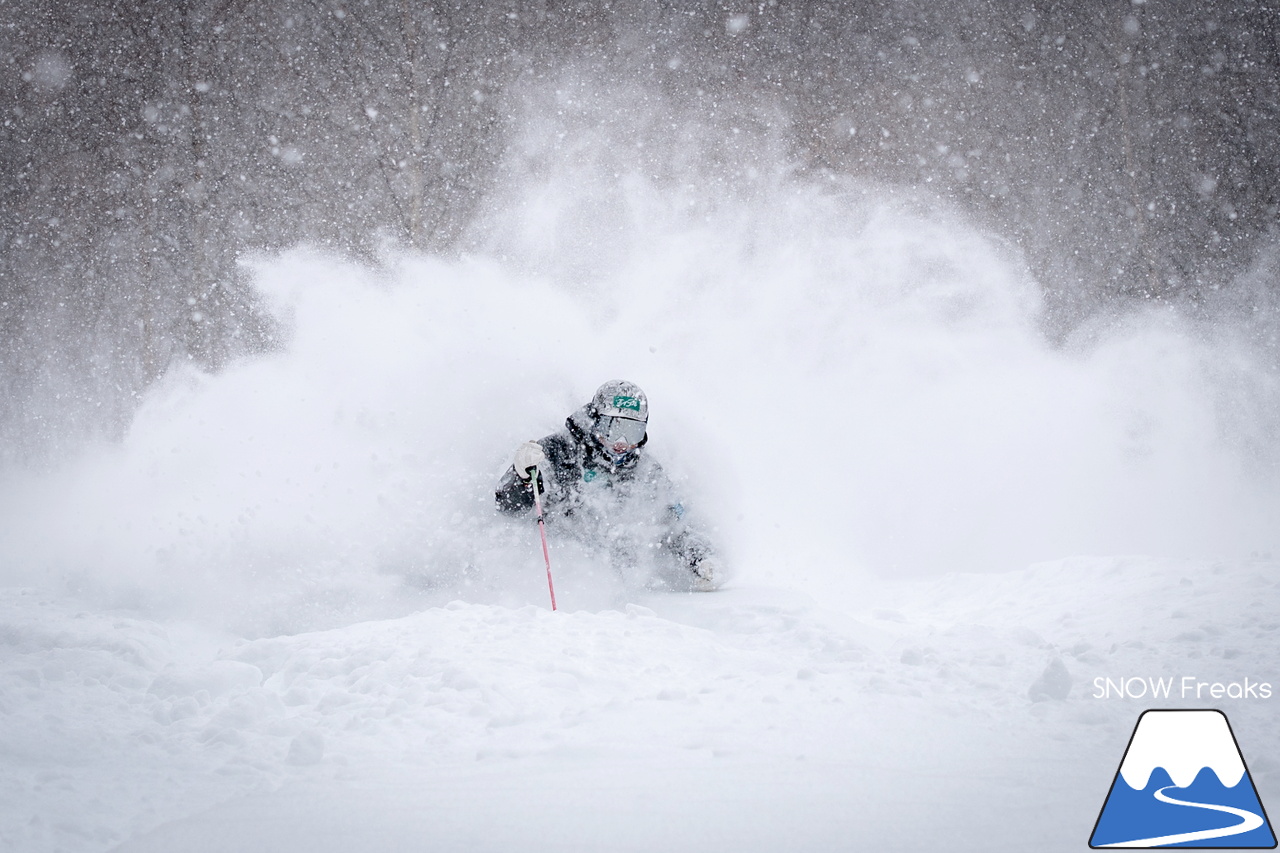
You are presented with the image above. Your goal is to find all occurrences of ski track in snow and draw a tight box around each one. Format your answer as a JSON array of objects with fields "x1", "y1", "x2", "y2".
[{"x1": 1, "y1": 556, "x2": 1277, "y2": 852}]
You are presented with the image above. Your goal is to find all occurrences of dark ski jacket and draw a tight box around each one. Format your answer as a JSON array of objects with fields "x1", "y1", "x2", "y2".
[{"x1": 495, "y1": 406, "x2": 712, "y2": 571}]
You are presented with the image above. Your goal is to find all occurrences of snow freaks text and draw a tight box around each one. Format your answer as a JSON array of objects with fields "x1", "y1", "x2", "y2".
[{"x1": 1092, "y1": 677, "x2": 1273, "y2": 701}]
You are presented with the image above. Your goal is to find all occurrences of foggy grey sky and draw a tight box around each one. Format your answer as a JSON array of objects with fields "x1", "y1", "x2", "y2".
[{"x1": 2, "y1": 0, "x2": 1278, "y2": 456}]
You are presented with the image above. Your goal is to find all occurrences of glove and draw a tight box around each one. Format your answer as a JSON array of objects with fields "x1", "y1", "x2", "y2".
[
  {"x1": 513, "y1": 441, "x2": 547, "y2": 481},
  {"x1": 691, "y1": 555, "x2": 724, "y2": 592}
]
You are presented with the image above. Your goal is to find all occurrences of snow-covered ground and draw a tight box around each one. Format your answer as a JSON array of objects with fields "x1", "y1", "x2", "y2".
[
  {"x1": 2, "y1": 173, "x2": 1277, "y2": 851},
  {"x1": 2, "y1": 557, "x2": 1276, "y2": 852}
]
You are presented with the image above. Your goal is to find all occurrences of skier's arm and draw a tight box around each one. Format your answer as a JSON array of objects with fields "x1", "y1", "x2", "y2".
[
  {"x1": 495, "y1": 466, "x2": 536, "y2": 515},
  {"x1": 661, "y1": 524, "x2": 714, "y2": 568},
  {"x1": 645, "y1": 461, "x2": 716, "y2": 569},
  {"x1": 660, "y1": 498, "x2": 721, "y2": 587},
  {"x1": 656, "y1": 498, "x2": 722, "y2": 588},
  {"x1": 494, "y1": 440, "x2": 551, "y2": 515}
]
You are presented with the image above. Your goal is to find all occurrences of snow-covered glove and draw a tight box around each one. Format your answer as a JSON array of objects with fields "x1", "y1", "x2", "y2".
[
  {"x1": 513, "y1": 441, "x2": 547, "y2": 481},
  {"x1": 690, "y1": 555, "x2": 724, "y2": 592}
]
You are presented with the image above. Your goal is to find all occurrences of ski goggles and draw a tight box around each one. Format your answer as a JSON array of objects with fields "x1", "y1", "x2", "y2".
[{"x1": 594, "y1": 415, "x2": 646, "y2": 449}]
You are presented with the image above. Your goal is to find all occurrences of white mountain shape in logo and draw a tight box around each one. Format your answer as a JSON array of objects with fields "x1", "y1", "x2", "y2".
[{"x1": 1119, "y1": 710, "x2": 1246, "y2": 790}]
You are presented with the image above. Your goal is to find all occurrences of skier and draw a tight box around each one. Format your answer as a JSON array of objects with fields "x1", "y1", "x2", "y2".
[{"x1": 495, "y1": 380, "x2": 722, "y2": 591}]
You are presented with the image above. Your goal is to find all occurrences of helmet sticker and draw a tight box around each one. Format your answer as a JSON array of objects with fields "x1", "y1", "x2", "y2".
[{"x1": 612, "y1": 395, "x2": 642, "y2": 412}]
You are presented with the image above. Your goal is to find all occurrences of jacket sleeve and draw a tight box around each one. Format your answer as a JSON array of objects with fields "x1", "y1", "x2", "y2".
[
  {"x1": 645, "y1": 460, "x2": 715, "y2": 569},
  {"x1": 494, "y1": 466, "x2": 536, "y2": 515},
  {"x1": 494, "y1": 435, "x2": 566, "y2": 516},
  {"x1": 662, "y1": 521, "x2": 714, "y2": 569}
]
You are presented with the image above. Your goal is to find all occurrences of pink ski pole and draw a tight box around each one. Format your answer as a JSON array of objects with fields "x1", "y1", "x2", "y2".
[{"x1": 530, "y1": 464, "x2": 557, "y2": 611}]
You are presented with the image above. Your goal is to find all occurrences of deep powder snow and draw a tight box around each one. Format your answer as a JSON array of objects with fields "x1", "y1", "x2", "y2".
[{"x1": 1, "y1": 171, "x2": 1277, "y2": 852}]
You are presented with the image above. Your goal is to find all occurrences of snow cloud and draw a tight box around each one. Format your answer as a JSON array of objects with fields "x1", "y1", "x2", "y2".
[{"x1": 0, "y1": 81, "x2": 1276, "y2": 631}]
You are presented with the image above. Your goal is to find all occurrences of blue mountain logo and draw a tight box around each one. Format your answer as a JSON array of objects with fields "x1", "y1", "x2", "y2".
[{"x1": 1090, "y1": 709, "x2": 1276, "y2": 848}]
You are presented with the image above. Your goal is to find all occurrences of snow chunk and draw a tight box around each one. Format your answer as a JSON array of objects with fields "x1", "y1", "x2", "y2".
[{"x1": 1027, "y1": 656, "x2": 1071, "y2": 701}]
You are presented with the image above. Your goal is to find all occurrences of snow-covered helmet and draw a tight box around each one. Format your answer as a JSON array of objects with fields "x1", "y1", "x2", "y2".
[
  {"x1": 588, "y1": 380, "x2": 648, "y2": 461},
  {"x1": 590, "y1": 380, "x2": 649, "y2": 422}
]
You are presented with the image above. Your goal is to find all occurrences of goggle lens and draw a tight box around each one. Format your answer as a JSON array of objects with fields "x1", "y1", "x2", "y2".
[{"x1": 597, "y1": 416, "x2": 646, "y2": 449}]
